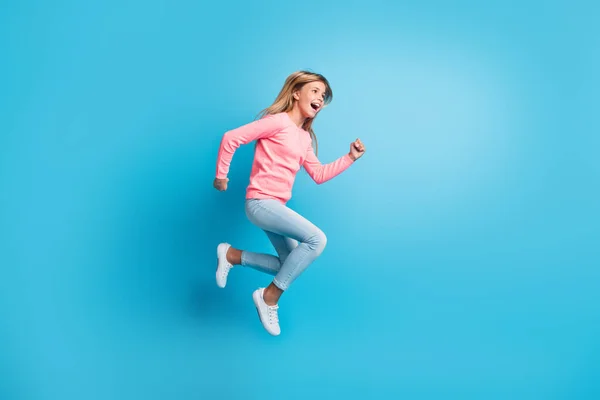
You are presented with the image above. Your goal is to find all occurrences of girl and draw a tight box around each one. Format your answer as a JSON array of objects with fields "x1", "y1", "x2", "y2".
[{"x1": 213, "y1": 70, "x2": 365, "y2": 336}]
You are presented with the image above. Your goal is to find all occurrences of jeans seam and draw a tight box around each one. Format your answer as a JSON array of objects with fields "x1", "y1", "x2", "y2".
[{"x1": 277, "y1": 243, "x2": 311, "y2": 290}]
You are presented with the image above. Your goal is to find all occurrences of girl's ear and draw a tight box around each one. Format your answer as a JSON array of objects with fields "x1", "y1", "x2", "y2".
[{"x1": 292, "y1": 90, "x2": 300, "y2": 101}]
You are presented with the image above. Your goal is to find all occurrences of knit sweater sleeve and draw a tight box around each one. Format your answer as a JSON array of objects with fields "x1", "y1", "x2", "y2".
[
  {"x1": 302, "y1": 141, "x2": 354, "y2": 184},
  {"x1": 215, "y1": 114, "x2": 284, "y2": 179}
]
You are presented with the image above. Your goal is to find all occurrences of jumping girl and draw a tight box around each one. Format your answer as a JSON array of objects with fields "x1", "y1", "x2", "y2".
[{"x1": 213, "y1": 71, "x2": 366, "y2": 335}]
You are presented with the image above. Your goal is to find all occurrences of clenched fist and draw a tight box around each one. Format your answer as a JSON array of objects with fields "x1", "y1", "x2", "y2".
[
  {"x1": 349, "y1": 138, "x2": 366, "y2": 161},
  {"x1": 213, "y1": 178, "x2": 228, "y2": 191}
]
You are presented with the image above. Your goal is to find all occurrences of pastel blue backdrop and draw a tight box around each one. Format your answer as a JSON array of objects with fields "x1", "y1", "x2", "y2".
[{"x1": 1, "y1": 0, "x2": 598, "y2": 399}]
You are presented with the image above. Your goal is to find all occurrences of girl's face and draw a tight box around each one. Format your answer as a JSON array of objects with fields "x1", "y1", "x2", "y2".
[{"x1": 293, "y1": 81, "x2": 327, "y2": 119}]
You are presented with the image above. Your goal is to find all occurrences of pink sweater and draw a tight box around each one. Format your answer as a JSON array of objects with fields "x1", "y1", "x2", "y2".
[{"x1": 215, "y1": 112, "x2": 354, "y2": 204}]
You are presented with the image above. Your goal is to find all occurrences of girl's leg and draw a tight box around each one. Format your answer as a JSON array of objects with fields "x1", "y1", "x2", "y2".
[
  {"x1": 245, "y1": 199, "x2": 327, "y2": 300},
  {"x1": 241, "y1": 231, "x2": 298, "y2": 275},
  {"x1": 215, "y1": 220, "x2": 298, "y2": 288},
  {"x1": 245, "y1": 198, "x2": 327, "y2": 336}
]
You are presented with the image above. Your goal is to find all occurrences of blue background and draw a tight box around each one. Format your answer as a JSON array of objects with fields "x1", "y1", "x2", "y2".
[{"x1": 1, "y1": 0, "x2": 598, "y2": 399}]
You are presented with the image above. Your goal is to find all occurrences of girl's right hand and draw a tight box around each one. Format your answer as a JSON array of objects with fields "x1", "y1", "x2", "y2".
[{"x1": 213, "y1": 178, "x2": 228, "y2": 191}]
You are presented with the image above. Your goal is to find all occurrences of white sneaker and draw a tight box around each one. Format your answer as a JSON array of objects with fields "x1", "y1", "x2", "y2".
[
  {"x1": 215, "y1": 243, "x2": 233, "y2": 288},
  {"x1": 252, "y1": 288, "x2": 281, "y2": 336}
]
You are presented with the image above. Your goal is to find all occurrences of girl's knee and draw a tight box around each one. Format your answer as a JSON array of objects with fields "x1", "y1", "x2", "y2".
[{"x1": 308, "y1": 229, "x2": 327, "y2": 256}]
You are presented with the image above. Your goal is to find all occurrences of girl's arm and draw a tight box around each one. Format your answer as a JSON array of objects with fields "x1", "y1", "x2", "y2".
[
  {"x1": 215, "y1": 114, "x2": 284, "y2": 180},
  {"x1": 302, "y1": 142, "x2": 354, "y2": 185}
]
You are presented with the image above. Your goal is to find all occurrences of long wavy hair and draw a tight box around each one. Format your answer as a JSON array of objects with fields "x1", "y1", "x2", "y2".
[{"x1": 255, "y1": 70, "x2": 333, "y2": 155}]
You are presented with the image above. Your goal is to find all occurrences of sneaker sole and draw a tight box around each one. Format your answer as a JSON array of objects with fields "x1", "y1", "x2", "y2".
[{"x1": 215, "y1": 244, "x2": 228, "y2": 288}]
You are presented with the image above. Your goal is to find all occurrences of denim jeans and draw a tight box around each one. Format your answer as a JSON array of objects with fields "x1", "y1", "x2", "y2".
[{"x1": 241, "y1": 198, "x2": 327, "y2": 291}]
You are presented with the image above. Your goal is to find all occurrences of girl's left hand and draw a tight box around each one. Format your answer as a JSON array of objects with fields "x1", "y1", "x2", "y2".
[{"x1": 349, "y1": 138, "x2": 365, "y2": 161}]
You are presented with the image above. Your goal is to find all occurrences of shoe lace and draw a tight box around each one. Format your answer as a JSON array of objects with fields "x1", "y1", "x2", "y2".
[
  {"x1": 267, "y1": 304, "x2": 279, "y2": 324},
  {"x1": 220, "y1": 262, "x2": 232, "y2": 277}
]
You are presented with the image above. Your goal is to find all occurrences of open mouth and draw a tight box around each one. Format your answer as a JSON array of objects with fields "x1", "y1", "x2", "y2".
[{"x1": 310, "y1": 101, "x2": 321, "y2": 111}]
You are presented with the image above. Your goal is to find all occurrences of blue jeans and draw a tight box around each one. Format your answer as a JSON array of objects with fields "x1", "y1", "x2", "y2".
[{"x1": 241, "y1": 198, "x2": 327, "y2": 291}]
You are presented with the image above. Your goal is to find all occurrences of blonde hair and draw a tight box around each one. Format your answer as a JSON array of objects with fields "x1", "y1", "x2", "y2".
[{"x1": 256, "y1": 70, "x2": 333, "y2": 155}]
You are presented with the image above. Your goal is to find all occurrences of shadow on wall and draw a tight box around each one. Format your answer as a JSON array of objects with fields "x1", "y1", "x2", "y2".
[{"x1": 94, "y1": 121, "x2": 262, "y2": 333}]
